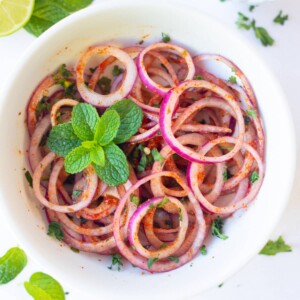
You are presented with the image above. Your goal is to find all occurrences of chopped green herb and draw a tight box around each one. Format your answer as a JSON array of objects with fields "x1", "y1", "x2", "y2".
[
  {"x1": 180, "y1": 197, "x2": 188, "y2": 204},
  {"x1": 36, "y1": 96, "x2": 50, "y2": 116},
  {"x1": 157, "y1": 196, "x2": 170, "y2": 208},
  {"x1": 161, "y1": 32, "x2": 170, "y2": 43},
  {"x1": 47, "y1": 221, "x2": 64, "y2": 241},
  {"x1": 147, "y1": 257, "x2": 159, "y2": 269},
  {"x1": 108, "y1": 254, "x2": 123, "y2": 271},
  {"x1": 236, "y1": 12, "x2": 252, "y2": 30},
  {"x1": 274, "y1": 10, "x2": 288, "y2": 25},
  {"x1": 249, "y1": 5, "x2": 256, "y2": 12},
  {"x1": 259, "y1": 236, "x2": 292, "y2": 256},
  {"x1": 194, "y1": 75, "x2": 205, "y2": 80},
  {"x1": 212, "y1": 217, "x2": 228, "y2": 240},
  {"x1": 25, "y1": 170, "x2": 33, "y2": 187},
  {"x1": 246, "y1": 109, "x2": 257, "y2": 118},
  {"x1": 149, "y1": 203, "x2": 155, "y2": 210},
  {"x1": 229, "y1": 76, "x2": 237, "y2": 84},
  {"x1": 168, "y1": 256, "x2": 179, "y2": 263},
  {"x1": 222, "y1": 170, "x2": 228, "y2": 181},
  {"x1": 112, "y1": 65, "x2": 124, "y2": 77},
  {"x1": 52, "y1": 64, "x2": 71, "y2": 82},
  {"x1": 70, "y1": 247, "x2": 79, "y2": 253},
  {"x1": 178, "y1": 207, "x2": 183, "y2": 222},
  {"x1": 152, "y1": 148, "x2": 164, "y2": 163},
  {"x1": 0, "y1": 247, "x2": 27, "y2": 284},
  {"x1": 72, "y1": 189, "x2": 82, "y2": 199},
  {"x1": 98, "y1": 76, "x2": 111, "y2": 95},
  {"x1": 232, "y1": 68, "x2": 237, "y2": 73},
  {"x1": 218, "y1": 283, "x2": 224, "y2": 288},
  {"x1": 130, "y1": 194, "x2": 140, "y2": 206},
  {"x1": 138, "y1": 152, "x2": 147, "y2": 173},
  {"x1": 159, "y1": 243, "x2": 167, "y2": 249},
  {"x1": 244, "y1": 115, "x2": 251, "y2": 125},
  {"x1": 200, "y1": 245, "x2": 207, "y2": 255},
  {"x1": 250, "y1": 171, "x2": 259, "y2": 184}
]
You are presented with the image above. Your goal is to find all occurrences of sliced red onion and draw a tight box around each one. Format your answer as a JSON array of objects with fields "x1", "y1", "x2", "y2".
[{"x1": 50, "y1": 99, "x2": 78, "y2": 126}]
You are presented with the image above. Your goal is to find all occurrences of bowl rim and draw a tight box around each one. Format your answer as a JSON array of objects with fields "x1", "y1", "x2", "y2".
[{"x1": 0, "y1": 0, "x2": 297, "y2": 298}]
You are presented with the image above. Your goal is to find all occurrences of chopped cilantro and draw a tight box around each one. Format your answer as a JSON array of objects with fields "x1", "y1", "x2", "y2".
[
  {"x1": 212, "y1": 217, "x2": 228, "y2": 240},
  {"x1": 25, "y1": 170, "x2": 33, "y2": 187},
  {"x1": 130, "y1": 194, "x2": 140, "y2": 206},
  {"x1": 157, "y1": 196, "x2": 170, "y2": 208},
  {"x1": 168, "y1": 256, "x2": 179, "y2": 263},
  {"x1": 259, "y1": 236, "x2": 292, "y2": 256},
  {"x1": 159, "y1": 243, "x2": 167, "y2": 249},
  {"x1": 147, "y1": 257, "x2": 159, "y2": 269},
  {"x1": 194, "y1": 75, "x2": 205, "y2": 80},
  {"x1": 98, "y1": 76, "x2": 111, "y2": 95},
  {"x1": 161, "y1": 32, "x2": 170, "y2": 43},
  {"x1": 250, "y1": 171, "x2": 259, "y2": 184},
  {"x1": 246, "y1": 109, "x2": 257, "y2": 118},
  {"x1": 229, "y1": 76, "x2": 237, "y2": 84},
  {"x1": 72, "y1": 189, "x2": 82, "y2": 199},
  {"x1": 151, "y1": 148, "x2": 164, "y2": 163},
  {"x1": 47, "y1": 222, "x2": 64, "y2": 241},
  {"x1": 274, "y1": 10, "x2": 288, "y2": 25},
  {"x1": 178, "y1": 207, "x2": 183, "y2": 222},
  {"x1": 108, "y1": 254, "x2": 123, "y2": 271},
  {"x1": 200, "y1": 245, "x2": 207, "y2": 255},
  {"x1": 249, "y1": 5, "x2": 256, "y2": 12},
  {"x1": 112, "y1": 65, "x2": 123, "y2": 77}
]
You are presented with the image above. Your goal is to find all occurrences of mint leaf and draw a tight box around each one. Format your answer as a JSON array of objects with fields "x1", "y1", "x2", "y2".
[
  {"x1": 24, "y1": 272, "x2": 65, "y2": 300},
  {"x1": 95, "y1": 110, "x2": 120, "y2": 146},
  {"x1": 72, "y1": 103, "x2": 99, "y2": 141},
  {"x1": 108, "y1": 99, "x2": 143, "y2": 144},
  {"x1": 47, "y1": 123, "x2": 81, "y2": 157},
  {"x1": 94, "y1": 143, "x2": 129, "y2": 186},
  {"x1": 25, "y1": 0, "x2": 93, "y2": 37},
  {"x1": 64, "y1": 146, "x2": 91, "y2": 174},
  {"x1": 47, "y1": 222, "x2": 64, "y2": 241},
  {"x1": 90, "y1": 146, "x2": 105, "y2": 167},
  {"x1": 259, "y1": 236, "x2": 292, "y2": 256},
  {"x1": 0, "y1": 247, "x2": 27, "y2": 284}
]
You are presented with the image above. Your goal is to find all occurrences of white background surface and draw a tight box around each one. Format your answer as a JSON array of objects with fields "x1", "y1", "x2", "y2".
[{"x1": 0, "y1": 0, "x2": 299, "y2": 299}]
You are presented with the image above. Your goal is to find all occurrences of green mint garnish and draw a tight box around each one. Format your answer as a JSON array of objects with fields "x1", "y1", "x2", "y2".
[
  {"x1": 130, "y1": 194, "x2": 140, "y2": 206},
  {"x1": 168, "y1": 256, "x2": 179, "y2": 263},
  {"x1": 161, "y1": 32, "x2": 170, "y2": 43},
  {"x1": 0, "y1": 247, "x2": 27, "y2": 284},
  {"x1": 157, "y1": 196, "x2": 170, "y2": 208},
  {"x1": 112, "y1": 65, "x2": 124, "y2": 76},
  {"x1": 250, "y1": 171, "x2": 259, "y2": 184},
  {"x1": 274, "y1": 11, "x2": 288, "y2": 25},
  {"x1": 147, "y1": 257, "x2": 159, "y2": 269},
  {"x1": 108, "y1": 254, "x2": 123, "y2": 271},
  {"x1": 200, "y1": 245, "x2": 207, "y2": 255},
  {"x1": 47, "y1": 99, "x2": 142, "y2": 186},
  {"x1": 98, "y1": 77, "x2": 111, "y2": 95},
  {"x1": 25, "y1": 0, "x2": 93, "y2": 37},
  {"x1": 212, "y1": 217, "x2": 228, "y2": 240},
  {"x1": 47, "y1": 222, "x2": 64, "y2": 241},
  {"x1": 25, "y1": 170, "x2": 33, "y2": 187},
  {"x1": 24, "y1": 272, "x2": 65, "y2": 300},
  {"x1": 259, "y1": 236, "x2": 292, "y2": 256}
]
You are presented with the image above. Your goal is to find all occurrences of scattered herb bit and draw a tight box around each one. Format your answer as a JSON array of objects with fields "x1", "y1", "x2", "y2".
[
  {"x1": 138, "y1": 40, "x2": 144, "y2": 45},
  {"x1": 80, "y1": 217, "x2": 87, "y2": 225},
  {"x1": 0, "y1": 247, "x2": 27, "y2": 284},
  {"x1": 236, "y1": 12, "x2": 252, "y2": 30},
  {"x1": 70, "y1": 247, "x2": 79, "y2": 253},
  {"x1": 246, "y1": 109, "x2": 257, "y2": 118},
  {"x1": 194, "y1": 75, "x2": 205, "y2": 80},
  {"x1": 249, "y1": 5, "x2": 256, "y2": 12},
  {"x1": 112, "y1": 65, "x2": 124, "y2": 77},
  {"x1": 108, "y1": 254, "x2": 123, "y2": 271},
  {"x1": 219, "y1": 145, "x2": 234, "y2": 152},
  {"x1": 232, "y1": 68, "x2": 237, "y2": 73},
  {"x1": 47, "y1": 222, "x2": 64, "y2": 241},
  {"x1": 36, "y1": 96, "x2": 50, "y2": 116},
  {"x1": 200, "y1": 245, "x2": 207, "y2": 255},
  {"x1": 25, "y1": 170, "x2": 33, "y2": 187},
  {"x1": 147, "y1": 257, "x2": 159, "y2": 269},
  {"x1": 157, "y1": 196, "x2": 170, "y2": 208},
  {"x1": 65, "y1": 291, "x2": 69, "y2": 295},
  {"x1": 130, "y1": 194, "x2": 140, "y2": 206},
  {"x1": 259, "y1": 236, "x2": 292, "y2": 256},
  {"x1": 250, "y1": 171, "x2": 259, "y2": 184},
  {"x1": 218, "y1": 283, "x2": 224, "y2": 288},
  {"x1": 138, "y1": 152, "x2": 147, "y2": 173},
  {"x1": 25, "y1": 0, "x2": 93, "y2": 37},
  {"x1": 152, "y1": 148, "x2": 164, "y2": 163},
  {"x1": 229, "y1": 76, "x2": 237, "y2": 84},
  {"x1": 98, "y1": 76, "x2": 112, "y2": 95},
  {"x1": 161, "y1": 32, "x2": 170, "y2": 43},
  {"x1": 168, "y1": 256, "x2": 179, "y2": 263},
  {"x1": 24, "y1": 272, "x2": 65, "y2": 300},
  {"x1": 180, "y1": 197, "x2": 188, "y2": 204},
  {"x1": 244, "y1": 115, "x2": 251, "y2": 125},
  {"x1": 149, "y1": 203, "x2": 155, "y2": 210},
  {"x1": 159, "y1": 243, "x2": 168, "y2": 249},
  {"x1": 274, "y1": 10, "x2": 288, "y2": 25},
  {"x1": 178, "y1": 208, "x2": 183, "y2": 222},
  {"x1": 212, "y1": 217, "x2": 228, "y2": 240},
  {"x1": 222, "y1": 170, "x2": 228, "y2": 181},
  {"x1": 52, "y1": 64, "x2": 71, "y2": 82},
  {"x1": 72, "y1": 189, "x2": 82, "y2": 199}
]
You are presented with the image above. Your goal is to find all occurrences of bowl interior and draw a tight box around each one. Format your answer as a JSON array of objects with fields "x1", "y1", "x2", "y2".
[{"x1": 0, "y1": 1, "x2": 295, "y2": 299}]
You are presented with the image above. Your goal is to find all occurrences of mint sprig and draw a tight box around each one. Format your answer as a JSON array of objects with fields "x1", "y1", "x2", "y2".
[{"x1": 47, "y1": 99, "x2": 143, "y2": 186}]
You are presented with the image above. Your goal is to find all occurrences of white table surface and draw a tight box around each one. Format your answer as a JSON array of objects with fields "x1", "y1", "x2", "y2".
[{"x1": 1, "y1": 0, "x2": 299, "y2": 299}]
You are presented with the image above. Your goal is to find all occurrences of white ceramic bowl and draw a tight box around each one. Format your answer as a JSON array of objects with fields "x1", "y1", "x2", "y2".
[{"x1": 0, "y1": 1, "x2": 296, "y2": 299}]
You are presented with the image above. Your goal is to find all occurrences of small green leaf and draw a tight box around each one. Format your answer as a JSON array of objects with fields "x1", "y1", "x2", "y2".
[
  {"x1": 72, "y1": 190, "x2": 82, "y2": 199},
  {"x1": 98, "y1": 77, "x2": 111, "y2": 95},
  {"x1": 90, "y1": 146, "x2": 105, "y2": 167},
  {"x1": 64, "y1": 146, "x2": 91, "y2": 174},
  {"x1": 253, "y1": 26, "x2": 274, "y2": 47},
  {"x1": 47, "y1": 222, "x2": 64, "y2": 241},
  {"x1": 259, "y1": 236, "x2": 292, "y2": 256},
  {"x1": 222, "y1": 171, "x2": 228, "y2": 181},
  {"x1": 147, "y1": 257, "x2": 159, "y2": 269},
  {"x1": 178, "y1": 208, "x2": 183, "y2": 222},
  {"x1": 151, "y1": 148, "x2": 164, "y2": 163},
  {"x1": 24, "y1": 272, "x2": 65, "y2": 300},
  {"x1": 246, "y1": 109, "x2": 257, "y2": 118},
  {"x1": 274, "y1": 10, "x2": 288, "y2": 25},
  {"x1": 0, "y1": 247, "x2": 27, "y2": 284},
  {"x1": 47, "y1": 123, "x2": 81, "y2": 157},
  {"x1": 194, "y1": 75, "x2": 205, "y2": 80},
  {"x1": 212, "y1": 217, "x2": 228, "y2": 240},
  {"x1": 229, "y1": 76, "x2": 237, "y2": 84},
  {"x1": 112, "y1": 65, "x2": 124, "y2": 77},
  {"x1": 108, "y1": 254, "x2": 123, "y2": 271},
  {"x1": 72, "y1": 103, "x2": 99, "y2": 141},
  {"x1": 94, "y1": 110, "x2": 120, "y2": 146},
  {"x1": 250, "y1": 171, "x2": 259, "y2": 184},
  {"x1": 200, "y1": 245, "x2": 207, "y2": 255},
  {"x1": 108, "y1": 99, "x2": 143, "y2": 144},
  {"x1": 94, "y1": 143, "x2": 129, "y2": 186},
  {"x1": 25, "y1": 170, "x2": 33, "y2": 188},
  {"x1": 161, "y1": 32, "x2": 170, "y2": 43},
  {"x1": 130, "y1": 194, "x2": 140, "y2": 206},
  {"x1": 157, "y1": 196, "x2": 170, "y2": 208},
  {"x1": 168, "y1": 256, "x2": 179, "y2": 263}
]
